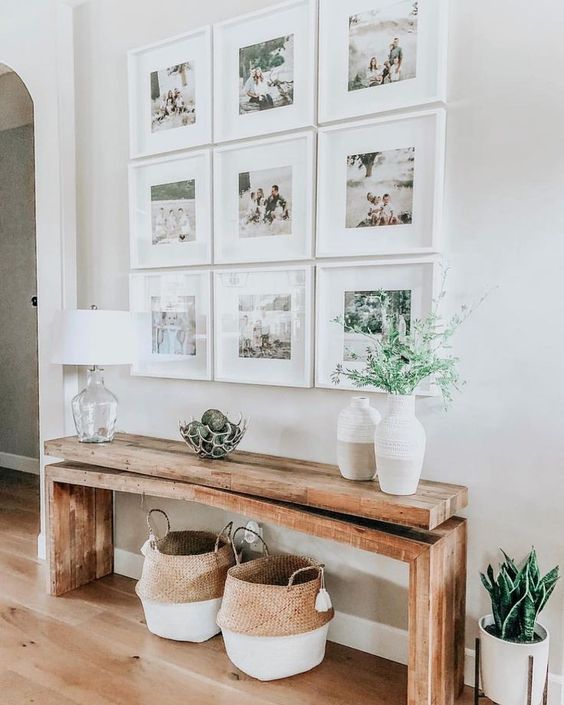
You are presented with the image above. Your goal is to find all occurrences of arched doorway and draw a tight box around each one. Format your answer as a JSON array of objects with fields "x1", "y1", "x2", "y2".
[{"x1": 0, "y1": 64, "x2": 40, "y2": 514}]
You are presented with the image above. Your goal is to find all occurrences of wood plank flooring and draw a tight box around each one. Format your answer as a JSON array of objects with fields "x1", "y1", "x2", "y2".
[{"x1": 0, "y1": 468, "x2": 478, "y2": 705}]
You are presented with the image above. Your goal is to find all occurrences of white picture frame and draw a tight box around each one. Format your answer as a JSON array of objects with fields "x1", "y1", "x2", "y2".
[
  {"x1": 318, "y1": 0, "x2": 448, "y2": 123},
  {"x1": 130, "y1": 270, "x2": 212, "y2": 381},
  {"x1": 317, "y1": 109, "x2": 445, "y2": 257},
  {"x1": 128, "y1": 27, "x2": 212, "y2": 158},
  {"x1": 213, "y1": 132, "x2": 315, "y2": 264},
  {"x1": 315, "y1": 259, "x2": 436, "y2": 391},
  {"x1": 213, "y1": 0, "x2": 317, "y2": 143},
  {"x1": 214, "y1": 266, "x2": 313, "y2": 387},
  {"x1": 129, "y1": 151, "x2": 212, "y2": 269}
]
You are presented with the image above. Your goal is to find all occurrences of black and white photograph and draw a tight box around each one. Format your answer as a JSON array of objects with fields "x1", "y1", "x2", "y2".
[
  {"x1": 151, "y1": 295, "x2": 196, "y2": 356},
  {"x1": 346, "y1": 147, "x2": 415, "y2": 228},
  {"x1": 238, "y1": 294, "x2": 292, "y2": 359},
  {"x1": 213, "y1": 132, "x2": 314, "y2": 263},
  {"x1": 239, "y1": 35, "x2": 294, "y2": 114},
  {"x1": 214, "y1": 266, "x2": 312, "y2": 386},
  {"x1": 129, "y1": 28, "x2": 211, "y2": 156},
  {"x1": 151, "y1": 179, "x2": 196, "y2": 245},
  {"x1": 348, "y1": 1, "x2": 418, "y2": 92},
  {"x1": 315, "y1": 261, "x2": 431, "y2": 388},
  {"x1": 129, "y1": 151, "x2": 211, "y2": 268},
  {"x1": 238, "y1": 166, "x2": 292, "y2": 238},
  {"x1": 150, "y1": 62, "x2": 196, "y2": 132},
  {"x1": 343, "y1": 288, "x2": 411, "y2": 359},
  {"x1": 130, "y1": 271, "x2": 211, "y2": 380}
]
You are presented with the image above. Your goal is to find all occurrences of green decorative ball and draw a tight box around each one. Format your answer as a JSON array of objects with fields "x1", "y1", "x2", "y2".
[
  {"x1": 201, "y1": 408, "x2": 228, "y2": 432},
  {"x1": 187, "y1": 420, "x2": 202, "y2": 438}
]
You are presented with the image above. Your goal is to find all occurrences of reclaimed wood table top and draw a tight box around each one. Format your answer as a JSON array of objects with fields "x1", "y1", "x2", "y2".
[{"x1": 45, "y1": 432, "x2": 468, "y2": 531}]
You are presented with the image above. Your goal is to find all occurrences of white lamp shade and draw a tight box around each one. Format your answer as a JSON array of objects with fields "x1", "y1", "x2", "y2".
[{"x1": 51, "y1": 309, "x2": 135, "y2": 366}]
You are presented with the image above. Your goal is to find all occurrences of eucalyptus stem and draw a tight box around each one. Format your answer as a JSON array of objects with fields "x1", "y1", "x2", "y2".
[{"x1": 331, "y1": 270, "x2": 487, "y2": 406}]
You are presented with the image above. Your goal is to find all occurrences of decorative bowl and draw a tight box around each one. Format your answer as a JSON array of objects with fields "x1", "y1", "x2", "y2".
[{"x1": 179, "y1": 413, "x2": 249, "y2": 460}]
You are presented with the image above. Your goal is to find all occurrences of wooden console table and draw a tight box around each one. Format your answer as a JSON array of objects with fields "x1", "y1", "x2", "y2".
[{"x1": 45, "y1": 433, "x2": 468, "y2": 705}]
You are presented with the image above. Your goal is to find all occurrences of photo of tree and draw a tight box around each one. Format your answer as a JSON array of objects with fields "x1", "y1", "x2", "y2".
[{"x1": 346, "y1": 147, "x2": 415, "y2": 228}]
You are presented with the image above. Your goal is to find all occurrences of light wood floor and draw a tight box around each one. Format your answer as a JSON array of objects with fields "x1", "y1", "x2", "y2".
[{"x1": 0, "y1": 468, "x2": 477, "y2": 705}]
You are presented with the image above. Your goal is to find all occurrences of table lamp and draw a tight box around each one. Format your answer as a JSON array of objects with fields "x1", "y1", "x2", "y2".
[{"x1": 52, "y1": 306, "x2": 134, "y2": 443}]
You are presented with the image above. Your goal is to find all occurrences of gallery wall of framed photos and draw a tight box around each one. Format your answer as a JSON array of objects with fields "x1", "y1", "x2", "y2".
[{"x1": 127, "y1": 0, "x2": 448, "y2": 391}]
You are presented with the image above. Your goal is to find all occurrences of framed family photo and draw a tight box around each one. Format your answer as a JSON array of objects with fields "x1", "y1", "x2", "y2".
[
  {"x1": 213, "y1": 132, "x2": 315, "y2": 263},
  {"x1": 128, "y1": 27, "x2": 212, "y2": 158},
  {"x1": 317, "y1": 109, "x2": 445, "y2": 257},
  {"x1": 213, "y1": 0, "x2": 317, "y2": 142},
  {"x1": 129, "y1": 151, "x2": 212, "y2": 269},
  {"x1": 315, "y1": 259, "x2": 436, "y2": 391},
  {"x1": 214, "y1": 266, "x2": 313, "y2": 387},
  {"x1": 130, "y1": 270, "x2": 212, "y2": 380},
  {"x1": 318, "y1": 0, "x2": 448, "y2": 123}
]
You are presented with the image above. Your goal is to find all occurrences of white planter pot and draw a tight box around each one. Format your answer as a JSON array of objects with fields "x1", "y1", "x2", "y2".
[
  {"x1": 337, "y1": 396, "x2": 381, "y2": 480},
  {"x1": 479, "y1": 615, "x2": 549, "y2": 705},
  {"x1": 374, "y1": 394, "x2": 425, "y2": 495},
  {"x1": 140, "y1": 596, "x2": 222, "y2": 642},
  {"x1": 222, "y1": 623, "x2": 331, "y2": 681}
]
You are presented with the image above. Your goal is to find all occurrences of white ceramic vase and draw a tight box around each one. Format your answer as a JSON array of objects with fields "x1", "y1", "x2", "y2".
[
  {"x1": 337, "y1": 396, "x2": 381, "y2": 481},
  {"x1": 479, "y1": 615, "x2": 549, "y2": 705},
  {"x1": 374, "y1": 394, "x2": 425, "y2": 495}
]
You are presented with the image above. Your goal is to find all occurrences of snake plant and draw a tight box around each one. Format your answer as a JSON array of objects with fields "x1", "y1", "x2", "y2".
[{"x1": 480, "y1": 548, "x2": 559, "y2": 643}]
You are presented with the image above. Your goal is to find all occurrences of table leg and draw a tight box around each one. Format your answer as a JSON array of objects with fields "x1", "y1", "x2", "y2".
[
  {"x1": 48, "y1": 480, "x2": 113, "y2": 596},
  {"x1": 408, "y1": 526, "x2": 463, "y2": 705},
  {"x1": 453, "y1": 520, "x2": 468, "y2": 696}
]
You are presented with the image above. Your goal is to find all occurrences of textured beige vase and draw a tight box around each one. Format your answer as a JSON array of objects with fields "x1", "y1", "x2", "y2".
[
  {"x1": 337, "y1": 396, "x2": 381, "y2": 481},
  {"x1": 374, "y1": 394, "x2": 426, "y2": 495}
]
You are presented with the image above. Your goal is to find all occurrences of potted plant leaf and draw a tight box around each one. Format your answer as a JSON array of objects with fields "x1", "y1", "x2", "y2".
[
  {"x1": 332, "y1": 269, "x2": 485, "y2": 495},
  {"x1": 479, "y1": 548, "x2": 559, "y2": 705}
]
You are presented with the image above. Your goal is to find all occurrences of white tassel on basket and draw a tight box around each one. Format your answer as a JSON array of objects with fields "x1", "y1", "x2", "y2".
[{"x1": 315, "y1": 566, "x2": 333, "y2": 613}]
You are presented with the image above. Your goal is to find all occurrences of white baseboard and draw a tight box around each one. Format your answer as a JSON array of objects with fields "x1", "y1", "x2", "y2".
[
  {"x1": 114, "y1": 547, "x2": 144, "y2": 580},
  {"x1": 0, "y1": 452, "x2": 39, "y2": 475},
  {"x1": 114, "y1": 547, "x2": 563, "y2": 701}
]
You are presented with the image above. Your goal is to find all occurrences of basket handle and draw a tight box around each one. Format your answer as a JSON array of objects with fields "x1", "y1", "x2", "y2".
[
  {"x1": 146, "y1": 509, "x2": 170, "y2": 541},
  {"x1": 214, "y1": 521, "x2": 233, "y2": 552},
  {"x1": 287, "y1": 564, "x2": 324, "y2": 589},
  {"x1": 231, "y1": 525, "x2": 269, "y2": 565}
]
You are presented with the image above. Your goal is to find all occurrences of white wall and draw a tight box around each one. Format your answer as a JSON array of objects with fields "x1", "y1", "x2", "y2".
[
  {"x1": 0, "y1": 0, "x2": 77, "y2": 545},
  {"x1": 73, "y1": 0, "x2": 564, "y2": 690}
]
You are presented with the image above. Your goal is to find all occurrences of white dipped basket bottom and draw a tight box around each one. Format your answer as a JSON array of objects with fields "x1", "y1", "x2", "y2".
[
  {"x1": 136, "y1": 509, "x2": 236, "y2": 642},
  {"x1": 217, "y1": 528, "x2": 334, "y2": 681}
]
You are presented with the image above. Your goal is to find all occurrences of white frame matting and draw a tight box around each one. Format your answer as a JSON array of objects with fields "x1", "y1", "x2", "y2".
[
  {"x1": 214, "y1": 266, "x2": 313, "y2": 387},
  {"x1": 130, "y1": 270, "x2": 212, "y2": 381},
  {"x1": 318, "y1": 0, "x2": 448, "y2": 123},
  {"x1": 316, "y1": 109, "x2": 445, "y2": 257},
  {"x1": 213, "y1": 0, "x2": 317, "y2": 142},
  {"x1": 315, "y1": 258, "x2": 436, "y2": 392},
  {"x1": 129, "y1": 150, "x2": 212, "y2": 269},
  {"x1": 128, "y1": 27, "x2": 212, "y2": 158},
  {"x1": 213, "y1": 131, "x2": 316, "y2": 264}
]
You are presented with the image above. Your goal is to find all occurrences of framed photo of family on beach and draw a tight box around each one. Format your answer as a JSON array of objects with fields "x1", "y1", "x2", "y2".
[
  {"x1": 129, "y1": 150, "x2": 212, "y2": 268},
  {"x1": 130, "y1": 270, "x2": 212, "y2": 381},
  {"x1": 317, "y1": 109, "x2": 445, "y2": 257},
  {"x1": 318, "y1": 0, "x2": 448, "y2": 123},
  {"x1": 214, "y1": 266, "x2": 313, "y2": 387},
  {"x1": 213, "y1": 0, "x2": 317, "y2": 142},
  {"x1": 315, "y1": 259, "x2": 435, "y2": 390},
  {"x1": 128, "y1": 27, "x2": 212, "y2": 158},
  {"x1": 213, "y1": 132, "x2": 315, "y2": 263}
]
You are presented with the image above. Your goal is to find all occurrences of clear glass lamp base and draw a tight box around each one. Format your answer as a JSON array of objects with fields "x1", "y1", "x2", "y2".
[{"x1": 71, "y1": 367, "x2": 118, "y2": 443}]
